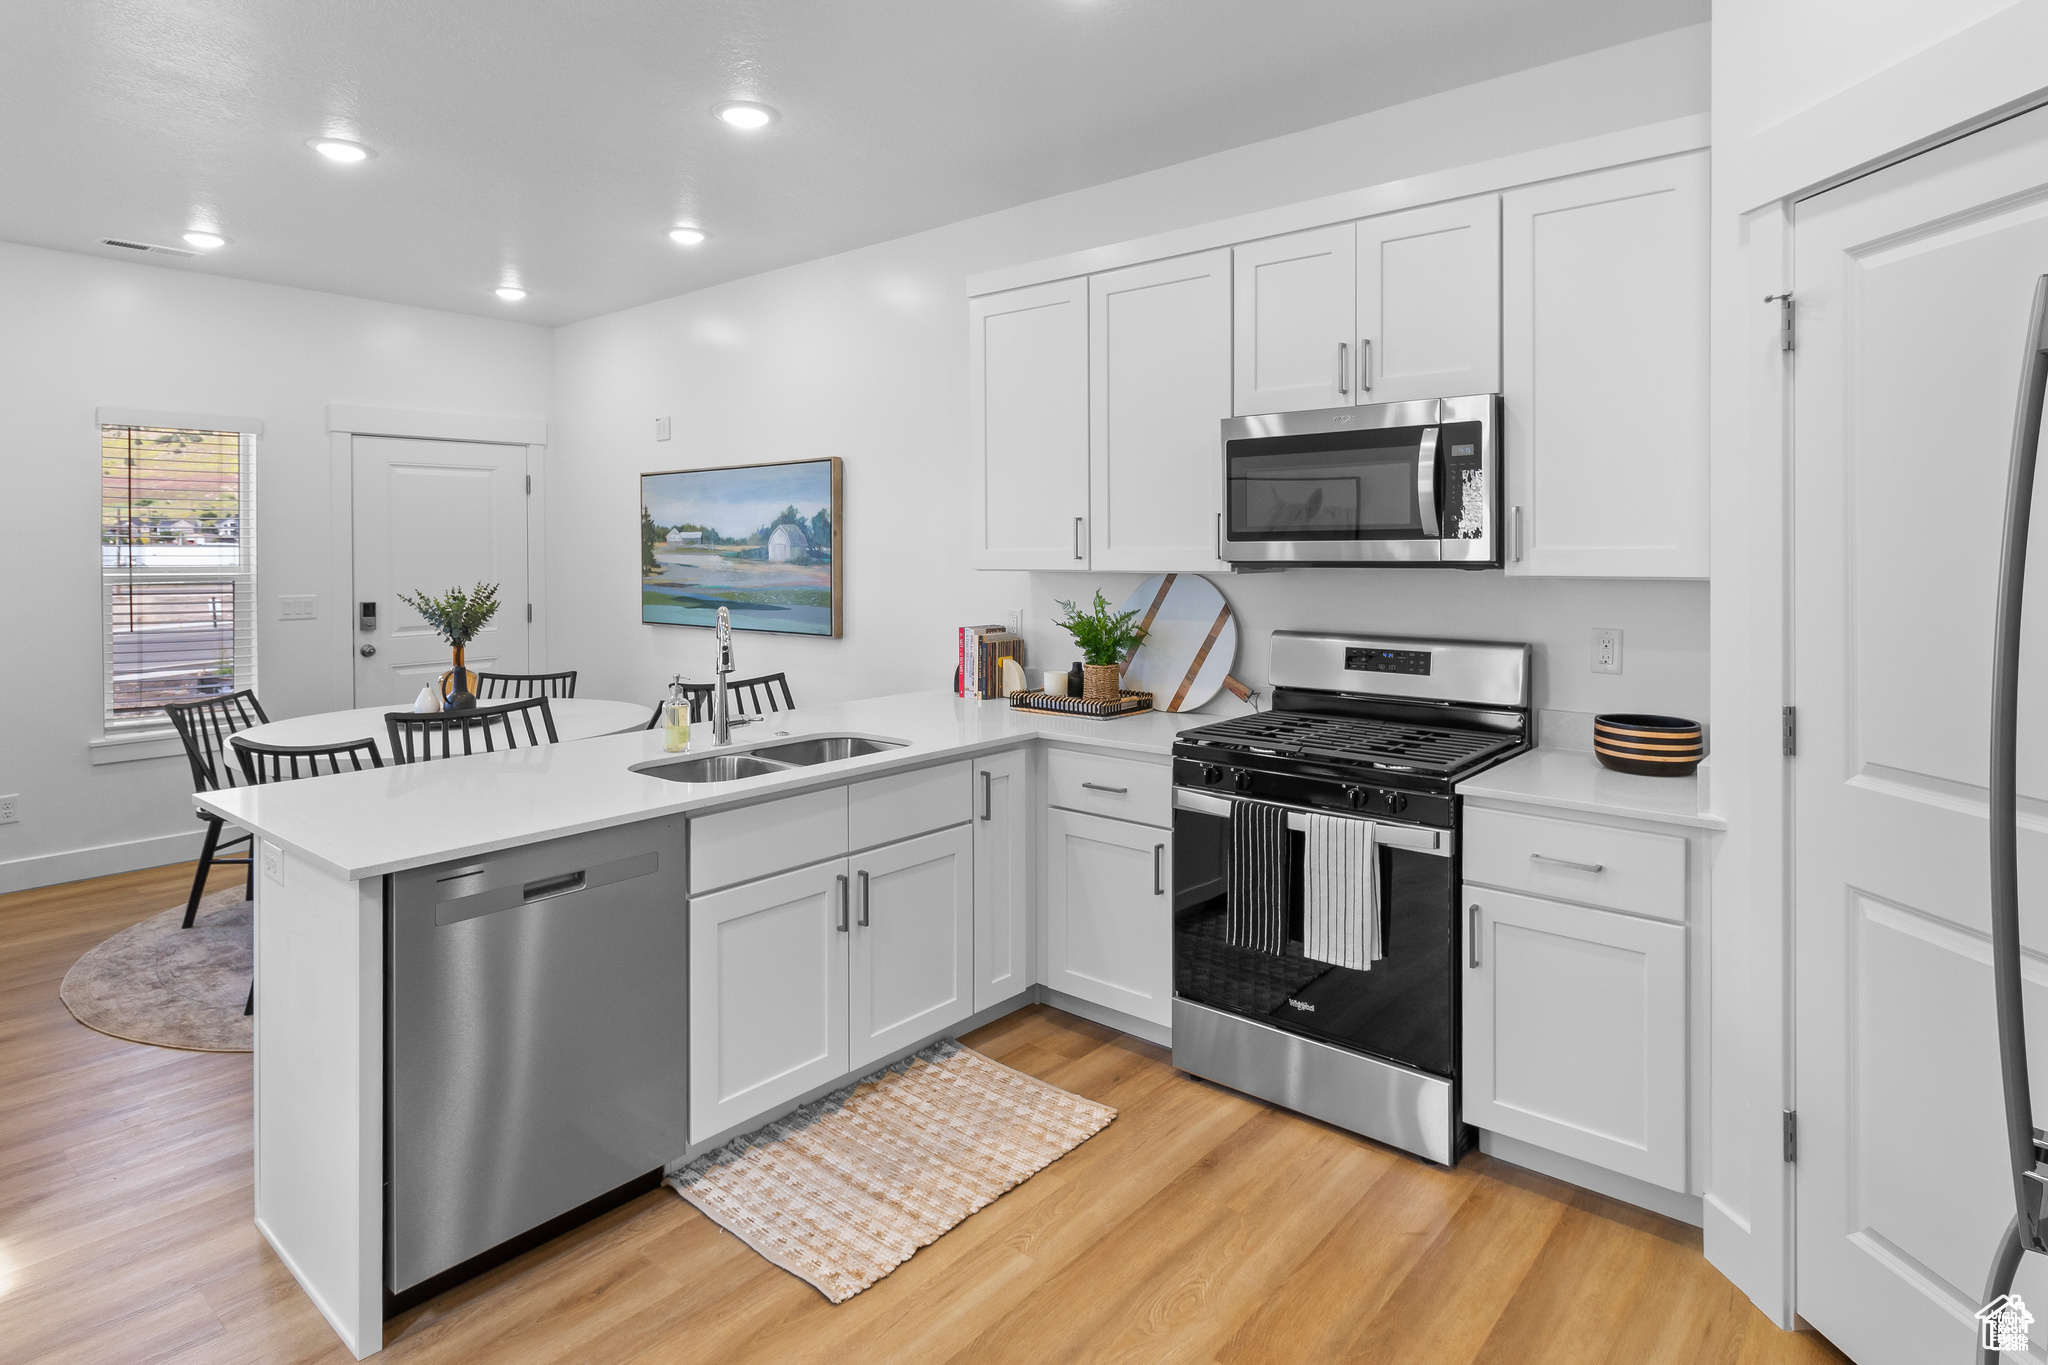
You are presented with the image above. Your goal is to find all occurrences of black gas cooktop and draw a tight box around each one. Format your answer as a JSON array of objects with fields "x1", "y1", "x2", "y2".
[{"x1": 1176, "y1": 708, "x2": 1522, "y2": 779}]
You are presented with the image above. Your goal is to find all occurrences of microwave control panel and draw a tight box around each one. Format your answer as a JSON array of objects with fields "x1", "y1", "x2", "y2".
[{"x1": 1344, "y1": 647, "x2": 1431, "y2": 676}]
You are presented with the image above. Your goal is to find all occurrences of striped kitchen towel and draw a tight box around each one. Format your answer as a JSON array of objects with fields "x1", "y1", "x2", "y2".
[
  {"x1": 1226, "y1": 800, "x2": 1289, "y2": 957},
  {"x1": 1301, "y1": 812, "x2": 1379, "y2": 971}
]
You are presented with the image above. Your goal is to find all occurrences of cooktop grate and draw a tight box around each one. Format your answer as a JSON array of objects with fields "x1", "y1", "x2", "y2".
[{"x1": 1181, "y1": 711, "x2": 1520, "y2": 776}]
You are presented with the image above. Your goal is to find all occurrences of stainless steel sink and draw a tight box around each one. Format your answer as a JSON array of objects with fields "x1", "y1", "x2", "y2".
[
  {"x1": 751, "y1": 736, "x2": 905, "y2": 766},
  {"x1": 639, "y1": 753, "x2": 793, "y2": 784}
]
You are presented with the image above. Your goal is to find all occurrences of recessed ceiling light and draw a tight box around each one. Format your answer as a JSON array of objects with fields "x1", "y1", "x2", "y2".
[
  {"x1": 712, "y1": 101, "x2": 779, "y2": 130},
  {"x1": 308, "y1": 137, "x2": 373, "y2": 163},
  {"x1": 668, "y1": 226, "x2": 709, "y2": 246},
  {"x1": 495, "y1": 286, "x2": 527, "y2": 301},
  {"x1": 182, "y1": 231, "x2": 226, "y2": 250}
]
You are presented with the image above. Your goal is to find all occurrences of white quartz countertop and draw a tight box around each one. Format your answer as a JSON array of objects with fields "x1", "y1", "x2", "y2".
[
  {"x1": 198, "y1": 689, "x2": 1213, "y2": 881},
  {"x1": 1455, "y1": 747, "x2": 1726, "y2": 831}
]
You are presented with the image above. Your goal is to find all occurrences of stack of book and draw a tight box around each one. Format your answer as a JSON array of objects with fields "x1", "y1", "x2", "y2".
[{"x1": 957, "y1": 625, "x2": 1026, "y2": 699}]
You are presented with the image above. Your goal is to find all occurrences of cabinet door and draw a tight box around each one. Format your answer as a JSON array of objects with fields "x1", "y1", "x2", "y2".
[
  {"x1": 1232, "y1": 224, "x2": 1355, "y2": 415},
  {"x1": 1462, "y1": 887, "x2": 1687, "y2": 1191},
  {"x1": 1502, "y1": 152, "x2": 1708, "y2": 577},
  {"x1": 847, "y1": 825, "x2": 975, "y2": 1071},
  {"x1": 1089, "y1": 250, "x2": 1232, "y2": 571},
  {"x1": 969, "y1": 279, "x2": 1091, "y2": 569},
  {"x1": 689, "y1": 860, "x2": 849, "y2": 1144},
  {"x1": 1356, "y1": 195, "x2": 1500, "y2": 404},
  {"x1": 973, "y1": 749, "x2": 1031, "y2": 1011},
  {"x1": 1044, "y1": 807, "x2": 1171, "y2": 1026}
]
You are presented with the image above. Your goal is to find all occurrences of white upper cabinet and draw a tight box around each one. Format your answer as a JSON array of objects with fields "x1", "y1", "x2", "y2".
[
  {"x1": 1089, "y1": 250, "x2": 1232, "y2": 571},
  {"x1": 1355, "y1": 196, "x2": 1501, "y2": 404},
  {"x1": 969, "y1": 278, "x2": 1090, "y2": 569},
  {"x1": 1232, "y1": 223, "x2": 1356, "y2": 415},
  {"x1": 1502, "y1": 152, "x2": 1709, "y2": 577}
]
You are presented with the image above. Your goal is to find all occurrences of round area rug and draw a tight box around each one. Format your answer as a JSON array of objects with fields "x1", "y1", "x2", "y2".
[{"x1": 60, "y1": 887, "x2": 253, "y2": 1052}]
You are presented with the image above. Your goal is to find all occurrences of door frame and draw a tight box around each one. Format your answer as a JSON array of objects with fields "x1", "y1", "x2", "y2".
[{"x1": 326, "y1": 406, "x2": 548, "y2": 708}]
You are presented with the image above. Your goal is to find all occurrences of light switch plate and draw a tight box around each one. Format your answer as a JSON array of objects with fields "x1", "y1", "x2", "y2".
[
  {"x1": 261, "y1": 841, "x2": 284, "y2": 885},
  {"x1": 1006, "y1": 609, "x2": 1022, "y2": 633},
  {"x1": 279, "y1": 594, "x2": 317, "y2": 620},
  {"x1": 655, "y1": 416, "x2": 672, "y2": 441},
  {"x1": 1592, "y1": 628, "x2": 1623, "y2": 674}
]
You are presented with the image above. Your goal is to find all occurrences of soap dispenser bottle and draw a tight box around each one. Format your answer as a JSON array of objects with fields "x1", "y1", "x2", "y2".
[{"x1": 662, "y1": 675, "x2": 692, "y2": 753}]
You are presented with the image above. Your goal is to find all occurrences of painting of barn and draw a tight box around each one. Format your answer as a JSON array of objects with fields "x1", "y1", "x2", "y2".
[{"x1": 639, "y1": 457, "x2": 842, "y2": 637}]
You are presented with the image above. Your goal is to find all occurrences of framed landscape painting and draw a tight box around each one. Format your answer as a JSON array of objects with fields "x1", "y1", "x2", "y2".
[{"x1": 640, "y1": 457, "x2": 842, "y2": 637}]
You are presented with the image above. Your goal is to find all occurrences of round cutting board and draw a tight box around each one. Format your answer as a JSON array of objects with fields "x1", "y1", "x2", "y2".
[{"x1": 1115, "y1": 574, "x2": 1243, "y2": 712}]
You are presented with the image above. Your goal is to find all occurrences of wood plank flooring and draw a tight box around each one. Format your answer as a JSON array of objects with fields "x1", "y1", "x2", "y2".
[{"x1": 0, "y1": 862, "x2": 1853, "y2": 1365}]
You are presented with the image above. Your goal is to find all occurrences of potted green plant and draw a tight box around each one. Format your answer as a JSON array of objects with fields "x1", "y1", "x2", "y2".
[
  {"x1": 1054, "y1": 591, "x2": 1148, "y2": 704},
  {"x1": 396, "y1": 582, "x2": 501, "y2": 710}
]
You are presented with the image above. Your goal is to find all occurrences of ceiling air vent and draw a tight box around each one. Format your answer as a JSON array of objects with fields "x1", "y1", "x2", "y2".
[{"x1": 99, "y1": 237, "x2": 197, "y2": 258}]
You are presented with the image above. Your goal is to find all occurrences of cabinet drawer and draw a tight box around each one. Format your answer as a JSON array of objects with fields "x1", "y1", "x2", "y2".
[
  {"x1": 1047, "y1": 749, "x2": 1171, "y2": 828},
  {"x1": 849, "y1": 760, "x2": 970, "y2": 851},
  {"x1": 690, "y1": 786, "x2": 849, "y2": 894},
  {"x1": 1462, "y1": 806, "x2": 1686, "y2": 922}
]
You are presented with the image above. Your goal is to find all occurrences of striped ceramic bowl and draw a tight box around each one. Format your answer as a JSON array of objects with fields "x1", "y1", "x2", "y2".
[{"x1": 1593, "y1": 714, "x2": 1703, "y2": 778}]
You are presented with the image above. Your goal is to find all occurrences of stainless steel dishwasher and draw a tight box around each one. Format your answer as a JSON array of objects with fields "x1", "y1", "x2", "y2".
[{"x1": 387, "y1": 818, "x2": 688, "y2": 1298}]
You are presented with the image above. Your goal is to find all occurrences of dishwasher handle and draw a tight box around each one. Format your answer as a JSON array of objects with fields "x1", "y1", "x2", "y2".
[
  {"x1": 433, "y1": 850, "x2": 658, "y2": 926},
  {"x1": 523, "y1": 870, "x2": 586, "y2": 903}
]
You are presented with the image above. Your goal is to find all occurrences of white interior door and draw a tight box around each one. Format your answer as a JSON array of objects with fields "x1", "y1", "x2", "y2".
[
  {"x1": 1792, "y1": 103, "x2": 2048, "y2": 1365},
  {"x1": 352, "y1": 436, "x2": 529, "y2": 706}
]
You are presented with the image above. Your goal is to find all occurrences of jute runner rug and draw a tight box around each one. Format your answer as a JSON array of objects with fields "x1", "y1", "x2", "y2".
[{"x1": 668, "y1": 1038, "x2": 1115, "y2": 1302}]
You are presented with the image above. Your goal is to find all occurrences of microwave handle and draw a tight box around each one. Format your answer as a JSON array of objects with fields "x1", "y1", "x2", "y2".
[{"x1": 1416, "y1": 426, "x2": 1441, "y2": 538}]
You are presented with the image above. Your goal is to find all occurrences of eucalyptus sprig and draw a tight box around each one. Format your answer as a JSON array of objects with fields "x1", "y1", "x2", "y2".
[
  {"x1": 1054, "y1": 590, "x2": 1147, "y2": 667},
  {"x1": 397, "y1": 582, "x2": 502, "y2": 648}
]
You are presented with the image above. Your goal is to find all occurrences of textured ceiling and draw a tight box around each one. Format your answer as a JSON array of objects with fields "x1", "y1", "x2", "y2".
[{"x1": 0, "y1": 0, "x2": 1707, "y2": 324}]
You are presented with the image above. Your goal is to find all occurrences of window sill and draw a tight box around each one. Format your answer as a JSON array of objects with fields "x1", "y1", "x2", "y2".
[{"x1": 88, "y1": 731, "x2": 185, "y2": 766}]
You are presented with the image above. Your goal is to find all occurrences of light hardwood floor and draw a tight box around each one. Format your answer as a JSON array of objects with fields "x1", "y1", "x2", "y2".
[{"x1": 0, "y1": 862, "x2": 1853, "y2": 1365}]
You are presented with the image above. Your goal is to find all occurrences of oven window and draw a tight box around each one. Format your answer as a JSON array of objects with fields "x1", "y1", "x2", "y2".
[{"x1": 1226, "y1": 427, "x2": 1427, "y2": 541}]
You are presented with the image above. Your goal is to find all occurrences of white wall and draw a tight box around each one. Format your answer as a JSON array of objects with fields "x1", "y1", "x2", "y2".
[
  {"x1": 0, "y1": 242, "x2": 551, "y2": 891},
  {"x1": 548, "y1": 24, "x2": 1712, "y2": 725}
]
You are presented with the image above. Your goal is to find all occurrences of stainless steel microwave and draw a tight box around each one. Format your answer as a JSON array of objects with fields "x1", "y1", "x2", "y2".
[{"x1": 1219, "y1": 394, "x2": 1500, "y2": 568}]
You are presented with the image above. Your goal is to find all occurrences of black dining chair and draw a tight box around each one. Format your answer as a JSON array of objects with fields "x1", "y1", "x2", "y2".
[
  {"x1": 476, "y1": 669, "x2": 577, "y2": 700},
  {"x1": 642, "y1": 673, "x2": 793, "y2": 730},
  {"x1": 385, "y1": 695, "x2": 559, "y2": 763},
  {"x1": 223, "y1": 735, "x2": 385, "y2": 1015},
  {"x1": 163, "y1": 690, "x2": 269, "y2": 930}
]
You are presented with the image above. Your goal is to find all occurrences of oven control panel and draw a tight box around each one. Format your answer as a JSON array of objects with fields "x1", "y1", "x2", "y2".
[{"x1": 1343, "y1": 647, "x2": 1431, "y2": 675}]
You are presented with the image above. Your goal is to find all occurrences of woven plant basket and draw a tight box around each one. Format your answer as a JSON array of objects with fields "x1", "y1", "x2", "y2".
[{"x1": 1081, "y1": 664, "x2": 1121, "y2": 704}]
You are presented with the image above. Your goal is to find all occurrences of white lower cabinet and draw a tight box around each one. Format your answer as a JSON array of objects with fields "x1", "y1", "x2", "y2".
[
  {"x1": 848, "y1": 825, "x2": 975, "y2": 1071},
  {"x1": 973, "y1": 749, "x2": 1031, "y2": 1012},
  {"x1": 1044, "y1": 807, "x2": 1171, "y2": 1027},
  {"x1": 1462, "y1": 887, "x2": 1687, "y2": 1191},
  {"x1": 689, "y1": 860, "x2": 849, "y2": 1144}
]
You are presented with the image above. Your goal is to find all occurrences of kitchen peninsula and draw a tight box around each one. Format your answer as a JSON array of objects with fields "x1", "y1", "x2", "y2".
[{"x1": 198, "y1": 690, "x2": 1199, "y2": 1359}]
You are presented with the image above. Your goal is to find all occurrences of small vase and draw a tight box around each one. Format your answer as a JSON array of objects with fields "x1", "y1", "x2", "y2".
[
  {"x1": 440, "y1": 645, "x2": 479, "y2": 711},
  {"x1": 1082, "y1": 663, "x2": 1121, "y2": 705}
]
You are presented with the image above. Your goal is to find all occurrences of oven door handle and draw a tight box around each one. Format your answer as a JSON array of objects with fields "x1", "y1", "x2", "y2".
[
  {"x1": 1171, "y1": 788, "x2": 1452, "y2": 856},
  {"x1": 1416, "y1": 425, "x2": 1441, "y2": 539}
]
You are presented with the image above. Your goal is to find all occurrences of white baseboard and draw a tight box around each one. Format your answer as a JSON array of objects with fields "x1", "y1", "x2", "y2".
[
  {"x1": 0, "y1": 827, "x2": 208, "y2": 895},
  {"x1": 1478, "y1": 1128, "x2": 1703, "y2": 1226},
  {"x1": 1036, "y1": 986, "x2": 1172, "y2": 1048}
]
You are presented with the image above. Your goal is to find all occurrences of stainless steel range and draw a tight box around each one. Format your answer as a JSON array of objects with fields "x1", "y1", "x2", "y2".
[{"x1": 1170, "y1": 631, "x2": 1530, "y2": 1164}]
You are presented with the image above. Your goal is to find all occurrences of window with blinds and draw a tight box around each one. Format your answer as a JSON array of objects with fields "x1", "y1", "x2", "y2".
[{"x1": 101, "y1": 425, "x2": 255, "y2": 730}]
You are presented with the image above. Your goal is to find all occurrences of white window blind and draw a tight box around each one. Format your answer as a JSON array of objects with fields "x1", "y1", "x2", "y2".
[{"x1": 101, "y1": 425, "x2": 256, "y2": 731}]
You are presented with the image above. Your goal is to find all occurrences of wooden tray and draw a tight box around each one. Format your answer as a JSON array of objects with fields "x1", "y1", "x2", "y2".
[{"x1": 1008, "y1": 688, "x2": 1154, "y2": 719}]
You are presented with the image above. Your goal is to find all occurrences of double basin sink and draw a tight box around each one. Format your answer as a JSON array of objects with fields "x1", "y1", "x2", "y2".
[{"x1": 636, "y1": 734, "x2": 905, "y2": 784}]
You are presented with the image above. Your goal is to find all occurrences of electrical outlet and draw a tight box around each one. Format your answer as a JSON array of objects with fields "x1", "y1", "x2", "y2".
[
  {"x1": 1592, "y1": 627, "x2": 1623, "y2": 674},
  {"x1": 654, "y1": 416, "x2": 672, "y2": 441},
  {"x1": 0, "y1": 795, "x2": 18, "y2": 825},
  {"x1": 279, "y1": 594, "x2": 317, "y2": 620},
  {"x1": 1006, "y1": 609, "x2": 1022, "y2": 634},
  {"x1": 261, "y1": 841, "x2": 283, "y2": 885}
]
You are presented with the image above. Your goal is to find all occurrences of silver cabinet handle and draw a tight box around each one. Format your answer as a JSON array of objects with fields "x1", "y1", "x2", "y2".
[
  {"x1": 1512, "y1": 505, "x2": 1524, "y2": 562},
  {"x1": 1360, "y1": 338, "x2": 1372, "y2": 393},
  {"x1": 1154, "y1": 844, "x2": 1165, "y2": 895},
  {"x1": 837, "y1": 874, "x2": 849, "y2": 932},
  {"x1": 857, "y1": 869, "x2": 871, "y2": 927},
  {"x1": 1337, "y1": 341, "x2": 1349, "y2": 395},
  {"x1": 1469, "y1": 904, "x2": 1481, "y2": 967},
  {"x1": 1081, "y1": 782, "x2": 1128, "y2": 794},
  {"x1": 981, "y1": 770, "x2": 992, "y2": 821},
  {"x1": 1530, "y1": 853, "x2": 1604, "y2": 873},
  {"x1": 1073, "y1": 516, "x2": 1084, "y2": 560}
]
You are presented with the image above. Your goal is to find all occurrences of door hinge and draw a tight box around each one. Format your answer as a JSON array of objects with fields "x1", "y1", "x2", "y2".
[
  {"x1": 1782, "y1": 705, "x2": 1797, "y2": 757},
  {"x1": 525, "y1": 474, "x2": 531, "y2": 494},
  {"x1": 1783, "y1": 1109, "x2": 1797, "y2": 1163},
  {"x1": 1764, "y1": 292, "x2": 1794, "y2": 351},
  {"x1": 526, "y1": 602, "x2": 533, "y2": 623}
]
